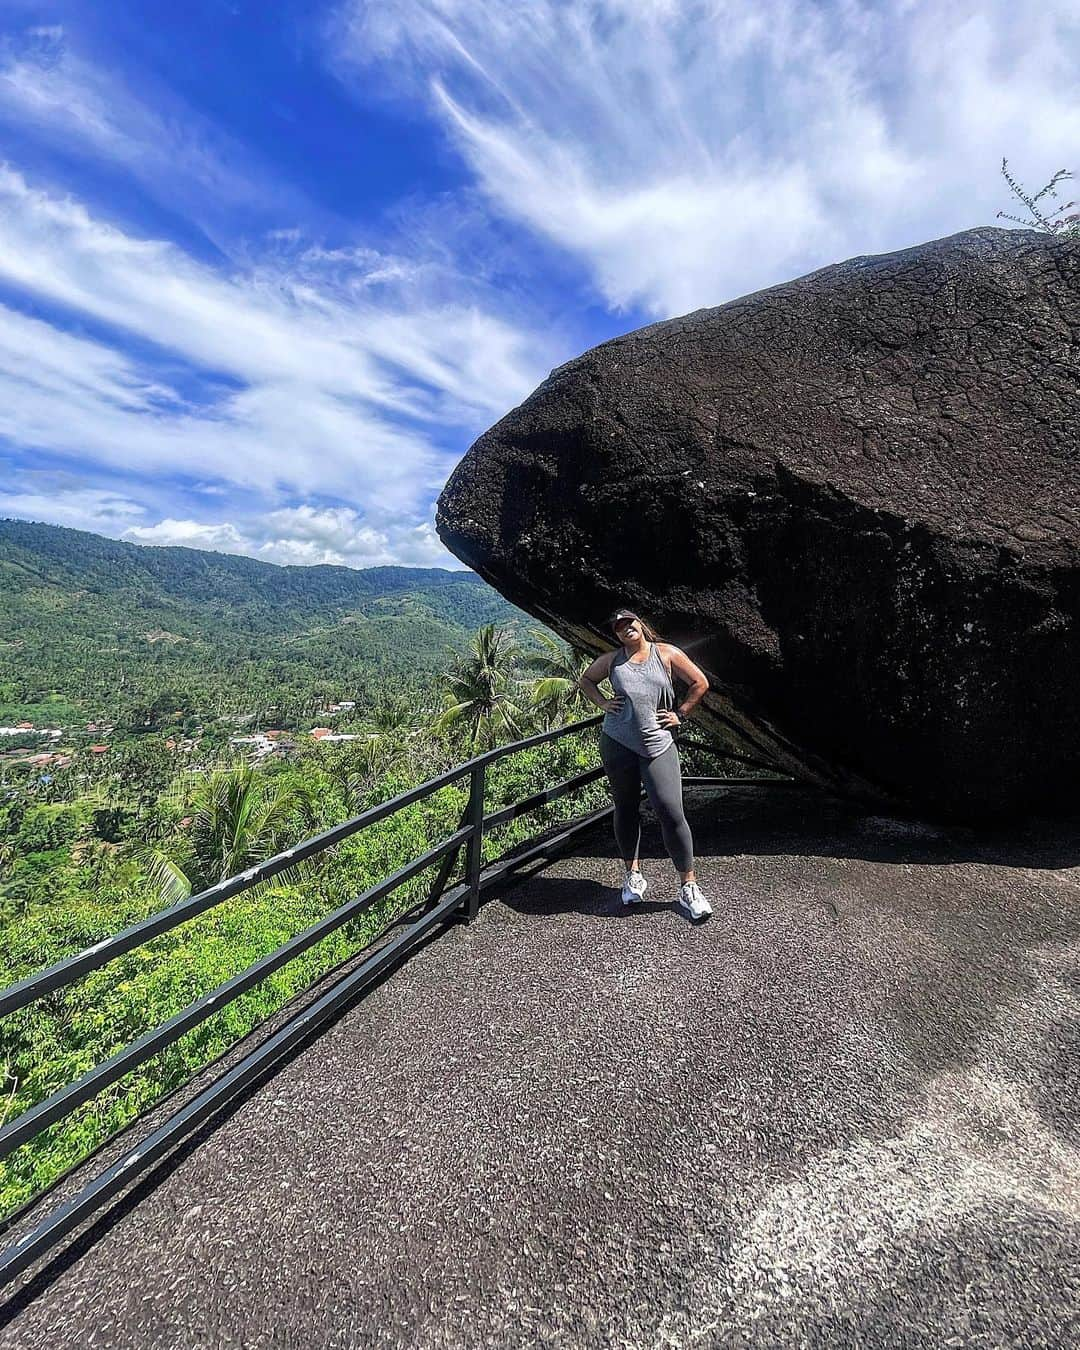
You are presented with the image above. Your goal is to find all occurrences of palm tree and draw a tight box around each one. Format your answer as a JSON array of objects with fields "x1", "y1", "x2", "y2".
[
  {"x1": 434, "y1": 624, "x2": 528, "y2": 751},
  {"x1": 137, "y1": 763, "x2": 312, "y2": 905},
  {"x1": 360, "y1": 692, "x2": 416, "y2": 737},
  {"x1": 520, "y1": 629, "x2": 593, "y2": 730},
  {"x1": 69, "y1": 836, "x2": 120, "y2": 889},
  {"x1": 324, "y1": 735, "x2": 398, "y2": 814}
]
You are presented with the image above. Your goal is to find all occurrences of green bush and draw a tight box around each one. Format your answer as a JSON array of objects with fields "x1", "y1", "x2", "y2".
[{"x1": 14, "y1": 804, "x2": 88, "y2": 855}]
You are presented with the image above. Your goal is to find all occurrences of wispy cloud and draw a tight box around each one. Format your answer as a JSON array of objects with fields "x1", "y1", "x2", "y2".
[
  {"x1": 0, "y1": 15, "x2": 575, "y2": 569},
  {"x1": 0, "y1": 166, "x2": 557, "y2": 520},
  {"x1": 337, "y1": 0, "x2": 1080, "y2": 316},
  {"x1": 0, "y1": 23, "x2": 310, "y2": 246},
  {"x1": 0, "y1": 486, "x2": 149, "y2": 534}
]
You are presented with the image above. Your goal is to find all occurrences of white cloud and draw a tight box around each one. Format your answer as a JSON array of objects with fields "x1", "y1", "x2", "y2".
[
  {"x1": 0, "y1": 26, "x2": 570, "y2": 571},
  {"x1": 0, "y1": 486, "x2": 466, "y2": 570},
  {"x1": 0, "y1": 168, "x2": 557, "y2": 516},
  {"x1": 337, "y1": 0, "x2": 1080, "y2": 316},
  {"x1": 0, "y1": 30, "x2": 122, "y2": 156},
  {"x1": 0, "y1": 301, "x2": 176, "y2": 413},
  {"x1": 0, "y1": 167, "x2": 537, "y2": 420},
  {"x1": 0, "y1": 487, "x2": 148, "y2": 533},
  {"x1": 122, "y1": 505, "x2": 465, "y2": 569}
]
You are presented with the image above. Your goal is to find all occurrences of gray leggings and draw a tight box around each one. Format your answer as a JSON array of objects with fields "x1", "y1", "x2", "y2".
[{"x1": 599, "y1": 731, "x2": 695, "y2": 873}]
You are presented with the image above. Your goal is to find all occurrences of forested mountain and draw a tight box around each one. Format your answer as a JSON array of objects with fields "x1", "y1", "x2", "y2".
[{"x1": 0, "y1": 518, "x2": 531, "y2": 726}]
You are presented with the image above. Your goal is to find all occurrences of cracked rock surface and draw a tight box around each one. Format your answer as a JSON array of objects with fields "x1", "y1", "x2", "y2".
[
  {"x1": 436, "y1": 227, "x2": 1080, "y2": 821},
  {"x1": 3, "y1": 784, "x2": 1079, "y2": 1348}
]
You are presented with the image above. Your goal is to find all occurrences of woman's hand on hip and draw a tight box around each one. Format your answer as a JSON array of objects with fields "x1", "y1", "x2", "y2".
[
  {"x1": 656, "y1": 710, "x2": 682, "y2": 730},
  {"x1": 602, "y1": 695, "x2": 625, "y2": 713}
]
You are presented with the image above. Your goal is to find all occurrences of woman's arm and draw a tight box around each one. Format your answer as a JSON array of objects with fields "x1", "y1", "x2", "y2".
[
  {"x1": 576, "y1": 650, "x2": 621, "y2": 711},
  {"x1": 660, "y1": 644, "x2": 709, "y2": 722}
]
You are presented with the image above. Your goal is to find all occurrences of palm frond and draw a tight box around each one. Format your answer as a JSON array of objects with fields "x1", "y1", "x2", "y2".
[{"x1": 136, "y1": 845, "x2": 193, "y2": 907}]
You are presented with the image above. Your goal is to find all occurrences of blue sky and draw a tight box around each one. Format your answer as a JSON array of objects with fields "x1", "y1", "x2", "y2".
[{"x1": 0, "y1": 0, "x2": 1077, "y2": 571}]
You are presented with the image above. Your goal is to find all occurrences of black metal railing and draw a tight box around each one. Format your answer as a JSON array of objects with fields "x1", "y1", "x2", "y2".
[{"x1": 0, "y1": 714, "x2": 778, "y2": 1288}]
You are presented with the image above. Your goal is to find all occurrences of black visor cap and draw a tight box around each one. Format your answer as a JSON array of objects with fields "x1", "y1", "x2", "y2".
[{"x1": 608, "y1": 609, "x2": 640, "y2": 634}]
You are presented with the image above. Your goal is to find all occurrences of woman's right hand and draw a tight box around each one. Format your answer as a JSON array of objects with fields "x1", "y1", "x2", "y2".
[{"x1": 602, "y1": 695, "x2": 625, "y2": 713}]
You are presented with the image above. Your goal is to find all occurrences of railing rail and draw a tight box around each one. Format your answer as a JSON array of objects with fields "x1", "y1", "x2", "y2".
[
  {"x1": 0, "y1": 714, "x2": 609, "y2": 1018},
  {"x1": 0, "y1": 713, "x2": 772, "y2": 1287},
  {"x1": 0, "y1": 828, "x2": 475, "y2": 1161}
]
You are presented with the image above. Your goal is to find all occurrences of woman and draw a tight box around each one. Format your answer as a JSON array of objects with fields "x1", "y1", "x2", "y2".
[{"x1": 577, "y1": 608, "x2": 712, "y2": 921}]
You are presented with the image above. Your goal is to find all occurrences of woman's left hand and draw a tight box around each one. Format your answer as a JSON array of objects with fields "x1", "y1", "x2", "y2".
[{"x1": 657, "y1": 710, "x2": 682, "y2": 730}]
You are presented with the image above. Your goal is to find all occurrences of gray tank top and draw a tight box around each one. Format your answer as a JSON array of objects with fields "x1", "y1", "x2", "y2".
[{"x1": 601, "y1": 642, "x2": 676, "y2": 758}]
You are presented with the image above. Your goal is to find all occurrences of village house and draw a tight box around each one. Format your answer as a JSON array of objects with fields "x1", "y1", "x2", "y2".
[
  {"x1": 228, "y1": 733, "x2": 296, "y2": 760},
  {"x1": 229, "y1": 733, "x2": 274, "y2": 758},
  {"x1": 25, "y1": 752, "x2": 73, "y2": 768}
]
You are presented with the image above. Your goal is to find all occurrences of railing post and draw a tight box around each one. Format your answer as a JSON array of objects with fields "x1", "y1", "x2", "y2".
[
  {"x1": 425, "y1": 801, "x2": 471, "y2": 908},
  {"x1": 464, "y1": 761, "x2": 485, "y2": 922}
]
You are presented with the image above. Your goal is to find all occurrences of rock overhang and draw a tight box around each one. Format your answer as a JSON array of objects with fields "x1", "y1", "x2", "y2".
[{"x1": 436, "y1": 227, "x2": 1080, "y2": 822}]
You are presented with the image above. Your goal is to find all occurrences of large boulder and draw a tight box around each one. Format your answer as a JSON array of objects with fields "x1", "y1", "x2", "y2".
[{"x1": 435, "y1": 228, "x2": 1080, "y2": 823}]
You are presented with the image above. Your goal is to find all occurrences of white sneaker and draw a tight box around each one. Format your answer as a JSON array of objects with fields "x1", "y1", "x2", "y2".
[
  {"x1": 621, "y1": 869, "x2": 648, "y2": 905},
  {"x1": 676, "y1": 880, "x2": 712, "y2": 921}
]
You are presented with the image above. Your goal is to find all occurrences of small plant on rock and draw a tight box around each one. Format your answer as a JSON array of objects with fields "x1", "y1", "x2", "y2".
[{"x1": 996, "y1": 158, "x2": 1079, "y2": 238}]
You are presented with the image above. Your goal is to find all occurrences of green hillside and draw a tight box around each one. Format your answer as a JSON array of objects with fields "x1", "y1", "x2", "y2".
[{"x1": 0, "y1": 518, "x2": 531, "y2": 727}]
